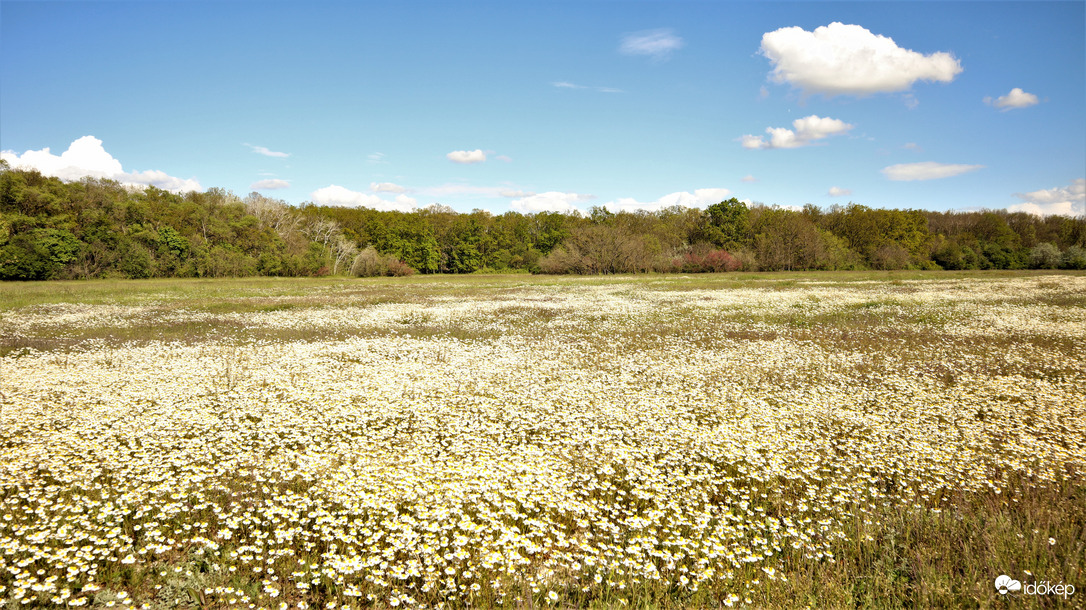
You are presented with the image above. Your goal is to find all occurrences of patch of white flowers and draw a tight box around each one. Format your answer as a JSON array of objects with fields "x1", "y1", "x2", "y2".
[{"x1": 0, "y1": 275, "x2": 1082, "y2": 607}]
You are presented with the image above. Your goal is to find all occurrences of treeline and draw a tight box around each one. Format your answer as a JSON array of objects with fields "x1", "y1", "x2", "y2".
[
  {"x1": 0, "y1": 168, "x2": 359, "y2": 281},
  {"x1": 2, "y1": 165, "x2": 1084, "y2": 281}
]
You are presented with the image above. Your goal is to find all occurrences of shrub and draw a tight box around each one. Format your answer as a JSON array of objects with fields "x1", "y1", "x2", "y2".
[
  {"x1": 1028, "y1": 242, "x2": 1062, "y2": 269},
  {"x1": 119, "y1": 242, "x2": 154, "y2": 279},
  {"x1": 933, "y1": 239, "x2": 981, "y2": 270},
  {"x1": 1060, "y1": 245, "x2": 1086, "y2": 270},
  {"x1": 871, "y1": 243, "x2": 912, "y2": 270},
  {"x1": 673, "y1": 245, "x2": 741, "y2": 273},
  {"x1": 350, "y1": 246, "x2": 416, "y2": 277},
  {"x1": 385, "y1": 259, "x2": 415, "y2": 276},
  {"x1": 537, "y1": 225, "x2": 653, "y2": 274},
  {"x1": 537, "y1": 245, "x2": 577, "y2": 274},
  {"x1": 732, "y1": 248, "x2": 759, "y2": 271},
  {"x1": 350, "y1": 246, "x2": 384, "y2": 277}
]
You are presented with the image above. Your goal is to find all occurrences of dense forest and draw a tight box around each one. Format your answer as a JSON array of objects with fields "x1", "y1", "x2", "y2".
[{"x1": 2, "y1": 164, "x2": 1084, "y2": 281}]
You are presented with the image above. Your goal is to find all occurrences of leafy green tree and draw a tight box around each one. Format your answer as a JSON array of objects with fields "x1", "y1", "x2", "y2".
[
  {"x1": 704, "y1": 198, "x2": 751, "y2": 250},
  {"x1": 531, "y1": 212, "x2": 574, "y2": 255},
  {"x1": 158, "y1": 225, "x2": 190, "y2": 257},
  {"x1": 375, "y1": 216, "x2": 439, "y2": 273},
  {"x1": 0, "y1": 228, "x2": 83, "y2": 280},
  {"x1": 0, "y1": 235, "x2": 53, "y2": 280},
  {"x1": 34, "y1": 228, "x2": 83, "y2": 268}
]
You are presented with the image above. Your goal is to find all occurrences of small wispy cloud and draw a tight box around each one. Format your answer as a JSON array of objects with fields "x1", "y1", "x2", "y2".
[
  {"x1": 619, "y1": 28, "x2": 683, "y2": 62},
  {"x1": 881, "y1": 161, "x2": 984, "y2": 181},
  {"x1": 420, "y1": 183, "x2": 530, "y2": 198},
  {"x1": 551, "y1": 81, "x2": 623, "y2": 93},
  {"x1": 741, "y1": 174, "x2": 758, "y2": 183},
  {"x1": 498, "y1": 189, "x2": 535, "y2": 198},
  {"x1": 370, "y1": 182, "x2": 407, "y2": 193},
  {"x1": 827, "y1": 186, "x2": 852, "y2": 197},
  {"x1": 984, "y1": 87, "x2": 1040, "y2": 110},
  {"x1": 446, "y1": 149, "x2": 487, "y2": 164},
  {"x1": 367, "y1": 152, "x2": 388, "y2": 164},
  {"x1": 244, "y1": 143, "x2": 290, "y2": 158},
  {"x1": 250, "y1": 179, "x2": 290, "y2": 190}
]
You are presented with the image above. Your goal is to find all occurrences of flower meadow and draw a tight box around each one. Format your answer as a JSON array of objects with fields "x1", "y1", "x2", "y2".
[{"x1": 1, "y1": 273, "x2": 1083, "y2": 609}]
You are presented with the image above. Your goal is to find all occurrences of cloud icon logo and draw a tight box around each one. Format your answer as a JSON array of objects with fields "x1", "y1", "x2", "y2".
[{"x1": 995, "y1": 575, "x2": 1022, "y2": 594}]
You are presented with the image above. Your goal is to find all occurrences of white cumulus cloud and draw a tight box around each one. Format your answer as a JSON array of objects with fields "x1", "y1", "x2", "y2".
[
  {"x1": 604, "y1": 188, "x2": 732, "y2": 213},
  {"x1": 1, "y1": 135, "x2": 202, "y2": 193},
  {"x1": 250, "y1": 179, "x2": 291, "y2": 190},
  {"x1": 510, "y1": 191, "x2": 591, "y2": 214},
  {"x1": 310, "y1": 185, "x2": 417, "y2": 212},
  {"x1": 984, "y1": 87, "x2": 1039, "y2": 110},
  {"x1": 741, "y1": 115, "x2": 854, "y2": 149},
  {"x1": 760, "y1": 22, "x2": 962, "y2": 96},
  {"x1": 828, "y1": 186, "x2": 852, "y2": 197},
  {"x1": 446, "y1": 149, "x2": 487, "y2": 164},
  {"x1": 620, "y1": 29, "x2": 683, "y2": 61},
  {"x1": 245, "y1": 144, "x2": 290, "y2": 158},
  {"x1": 1008, "y1": 179, "x2": 1085, "y2": 217},
  {"x1": 881, "y1": 161, "x2": 984, "y2": 181}
]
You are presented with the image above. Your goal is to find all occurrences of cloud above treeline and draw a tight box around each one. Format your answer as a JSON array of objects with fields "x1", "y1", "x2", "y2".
[
  {"x1": 1008, "y1": 179, "x2": 1085, "y2": 217},
  {"x1": 310, "y1": 184, "x2": 418, "y2": 211},
  {"x1": 507, "y1": 187, "x2": 735, "y2": 215},
  {"x1": 603, "y1": 188, "x2": 733, "y2": 213},
  {"x1": 0, "y1": 136, "x2": 202, "y2": 193},
  {"x1": 510, "y1": 191, "x2": 593, "y2": 214},
  {"x1": 760, "y1": 22, "x2": 962, "y2": 97}
]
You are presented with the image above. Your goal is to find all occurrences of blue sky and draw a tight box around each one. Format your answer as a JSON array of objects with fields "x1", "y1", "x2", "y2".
[{"x1": 2, "y1": 1, "x2": 1083, "y2": 216}]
